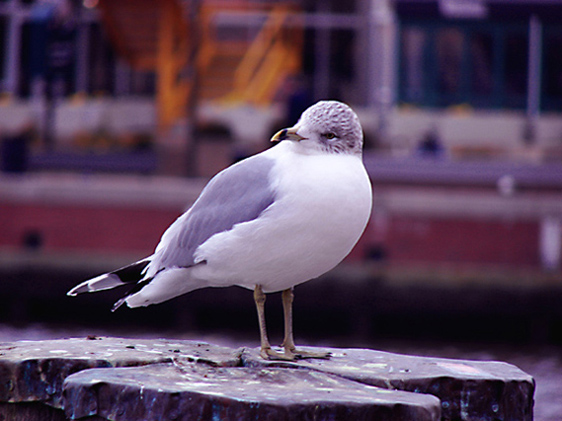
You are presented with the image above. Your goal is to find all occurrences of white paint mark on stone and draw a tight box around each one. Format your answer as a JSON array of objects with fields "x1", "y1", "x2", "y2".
[
  {"x1": 364, "y1": 363, "x2": 388, "y2": 369},
  {"x1": 438, "y1": 362, "x2": 486, "y2": 376}
]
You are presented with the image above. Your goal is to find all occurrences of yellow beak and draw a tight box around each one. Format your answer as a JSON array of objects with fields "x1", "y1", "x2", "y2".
[{"x1": 271, "y1": 127, "x2": 306, "y2": 143}]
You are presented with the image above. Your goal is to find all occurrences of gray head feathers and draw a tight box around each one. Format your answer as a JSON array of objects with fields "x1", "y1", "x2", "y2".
[{"x1": 297, "y1": 101, "x2": 364, "y2": 155}]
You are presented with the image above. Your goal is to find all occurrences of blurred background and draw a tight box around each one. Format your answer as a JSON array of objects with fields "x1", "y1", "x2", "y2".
[{"x1": 0, "y1": 0, "x2": 562, "y2": 418}]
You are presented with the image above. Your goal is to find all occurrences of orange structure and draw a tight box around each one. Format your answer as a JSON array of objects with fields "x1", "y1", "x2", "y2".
[{"x1": 98, "y1": 0, "x2": 303, "y2": 130}]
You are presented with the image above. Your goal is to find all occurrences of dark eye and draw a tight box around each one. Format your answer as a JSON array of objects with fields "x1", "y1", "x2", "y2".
[{"x1": 325, "y1": 133, "x2": 336, "y2": 140}]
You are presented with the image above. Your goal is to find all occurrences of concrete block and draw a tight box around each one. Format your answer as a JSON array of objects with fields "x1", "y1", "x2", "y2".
[
  {"x1": 0, "y1": 337, "x2": 534, "y2": 421},
  {"x1": 0, "y1": 337, "x2": 241, "y2": 409},
  {"x1": 244, "y1": 347, "x2": 535, "y2": 421},
  {"x1": 63, "y1": 362, "x2": 441, "y2": 421}
]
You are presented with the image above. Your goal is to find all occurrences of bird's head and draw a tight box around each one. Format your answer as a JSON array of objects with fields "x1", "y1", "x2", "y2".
[{"x1": 271, "y1": 101, "x2": 364, "y2": 156}]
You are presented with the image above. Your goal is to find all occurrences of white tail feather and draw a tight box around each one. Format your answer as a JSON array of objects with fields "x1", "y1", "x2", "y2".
[
  {"x1": 124, "y1": 267, "x2": 205, "y2": 308},
  {"x1": 67, "y1": 273, "x2": 124, "y2": 296}
]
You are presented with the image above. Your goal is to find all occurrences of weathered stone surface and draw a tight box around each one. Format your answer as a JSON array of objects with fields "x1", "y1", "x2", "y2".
[
  {"x1": 63, "y1": 361, "x2": 441, "y2": 421},
  {"x1": 0, "y1": 401, "x2": 68, "y2": 421},
  {"x1": 0, "y1": 337, "x2": 241, "y2": 409},
  {"x1": 243, "y1": 346, "x2": 535, "y2": 421},
  {"x1": 0, "y1": 337, "x2": 535, "y2": 421}
]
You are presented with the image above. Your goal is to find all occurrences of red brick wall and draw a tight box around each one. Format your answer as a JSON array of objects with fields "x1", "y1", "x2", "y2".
[
  {"x1": 1, "y1": 203, "x2": 182, "y2": 254},
  {"x1": 361, "y1": 216, "x2": 540, "y2": 267},
  {"x1": 0, "y1": 203, "x2": 544, "y2": 269}
]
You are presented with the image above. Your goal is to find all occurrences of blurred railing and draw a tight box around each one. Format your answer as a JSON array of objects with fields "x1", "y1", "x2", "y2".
[
  {"x1": 222, "y1": 4, "x2": 303, "y2": 105},
  {"x1": 99, "y1": 0, "x2": 303, "y2": 130}
]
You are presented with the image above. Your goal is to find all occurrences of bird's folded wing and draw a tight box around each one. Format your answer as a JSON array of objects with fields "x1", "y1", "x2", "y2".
[{"x1": 149, "y1": 154, "x2": 277, "y2": 273}]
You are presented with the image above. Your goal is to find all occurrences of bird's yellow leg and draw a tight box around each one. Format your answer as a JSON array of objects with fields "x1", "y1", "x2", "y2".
[
  {"x1": 281, "y1": 288, "x2": 331, "y2": 360},
  {"x1": 254, "y1": 285, "x2": 291, "y2": 360},
  {"x1": 280, "y1": 287, "x2": 297, "y2": 355}
]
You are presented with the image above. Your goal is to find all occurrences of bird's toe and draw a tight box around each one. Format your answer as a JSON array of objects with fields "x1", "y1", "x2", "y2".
[
  {"x1": 260, "y1": 346, "x2": 298, "y2": 361},
  {"x1": 289, "y1": 347, "x2": 332, "y2": 360}
]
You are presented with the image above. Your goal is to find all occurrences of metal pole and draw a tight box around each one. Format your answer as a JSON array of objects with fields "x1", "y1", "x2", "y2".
[
  {"x1": 368, "y1": 0, "x2": 397, "y2": 143},
  {"x1": 525, "y1": 14, "x2": 542, "y2": 144},
  {"x1": 3, "y1": 0, "x2": 22, "y2": 95}
]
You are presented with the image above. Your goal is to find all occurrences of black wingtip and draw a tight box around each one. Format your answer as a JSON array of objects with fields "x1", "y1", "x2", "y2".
[
  {"x1": 113, "y1": 260, "x2": 150, "y2": 284},
  {"x1": 111, "y1": 297, "x2": 127, "y2": 312}
]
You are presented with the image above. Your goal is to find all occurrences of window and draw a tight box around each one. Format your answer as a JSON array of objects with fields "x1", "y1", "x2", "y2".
[
  {"x1": 470, "y1": 31, "x2": 493, "y2": 96},
  {"x1": 400, "y1": 26, "x2": 426, "y2": 103},
  {"x1": 435, "y1": 28, "x2": 464, "y2": 99},
  {"x1": 398, "y1": 21, "x2": 547, "y2": 110}
]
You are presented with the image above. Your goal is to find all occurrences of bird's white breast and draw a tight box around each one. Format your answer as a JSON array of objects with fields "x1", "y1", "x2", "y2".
[{"x1": 192, "y1": 142, "x2": 373, "y2": 293}]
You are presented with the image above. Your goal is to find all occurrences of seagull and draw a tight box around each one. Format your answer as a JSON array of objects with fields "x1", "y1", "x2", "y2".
[{"x1": 67, "y1": 100, "x2": 373, "y2": 360}]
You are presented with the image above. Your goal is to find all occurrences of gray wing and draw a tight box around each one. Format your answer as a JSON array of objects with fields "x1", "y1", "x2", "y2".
[{"x1": 150, "y1": 154, "x2": 276, "y2": 271}]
